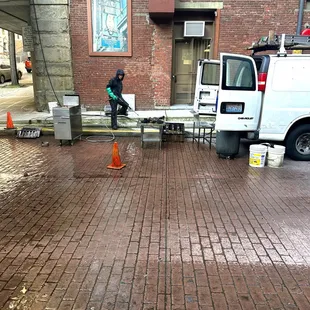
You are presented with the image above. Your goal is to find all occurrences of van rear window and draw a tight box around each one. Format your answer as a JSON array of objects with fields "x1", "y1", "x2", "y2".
[
  {"x1": 222, "y1": 56, "x2": 256, "y2": 91},
  {"x1": 201, "y1": 63, "x2": 220, "y2": 86}
]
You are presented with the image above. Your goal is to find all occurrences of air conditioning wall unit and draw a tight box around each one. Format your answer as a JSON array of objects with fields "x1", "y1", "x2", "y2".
[{"x1": 184, "y1": 21, "x2": 205, "y2": 37}]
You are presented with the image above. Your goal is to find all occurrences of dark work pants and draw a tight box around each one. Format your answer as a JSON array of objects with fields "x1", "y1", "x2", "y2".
[
  {"x1": 117, "y1": 97, "x2": 128, "y2": 115},
  {"x1": 110, "y1": 99, "x2": 118, "y2": 129},
  {"x1": 110, "y1": 98, "x2": 128, "y2": 129}
]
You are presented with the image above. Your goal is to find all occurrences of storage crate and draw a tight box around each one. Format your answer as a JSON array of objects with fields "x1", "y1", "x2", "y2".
[
  {"x1": 163, "y1": 134, "x2": 185, "y2": 142},
  {"x1": 162, "y1": 122, "x2": 185, "y2": 142},
  {"x1": 16, "y1": 127, "x2": 41, "y2": 139}
]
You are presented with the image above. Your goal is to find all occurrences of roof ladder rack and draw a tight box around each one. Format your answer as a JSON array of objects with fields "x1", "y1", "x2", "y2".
[{"x1": 248, "y1": 31, "x2": 310, "y2": 54}]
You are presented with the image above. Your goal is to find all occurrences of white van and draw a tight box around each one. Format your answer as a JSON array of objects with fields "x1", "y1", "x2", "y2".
[{"x1": 215, "y1": 34, "x2": 310, "y2": 160}]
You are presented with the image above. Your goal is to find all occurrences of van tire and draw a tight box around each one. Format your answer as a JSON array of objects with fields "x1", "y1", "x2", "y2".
[{"x1": 286, "y1": 124, "x2": 310, "y2": 161}]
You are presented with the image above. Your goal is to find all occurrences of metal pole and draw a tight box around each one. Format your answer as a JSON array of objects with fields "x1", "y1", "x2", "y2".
[
  {"x1": 296, "y1": 0, "x2": 305, "y2": 35},
  {"x1": 8, "y1": 32, "x2": 19, "y2": 86}
]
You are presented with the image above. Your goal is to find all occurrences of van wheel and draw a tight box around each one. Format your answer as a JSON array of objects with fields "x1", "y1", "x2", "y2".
[
  {"x1": 0, "y1": 75, "x2": 5, "y2": 84},
  {"x1": 286, "y1": 124, "x2": 310, "y2": 161}
]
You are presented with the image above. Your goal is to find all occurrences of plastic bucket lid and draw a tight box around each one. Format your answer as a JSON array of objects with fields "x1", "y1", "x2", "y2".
[
  {"x1": 250, "y1": 144, "x2": 267, "y2": 152},
  {"x1": 268, "y1": 145, "x2": 286, "y2": 155}
]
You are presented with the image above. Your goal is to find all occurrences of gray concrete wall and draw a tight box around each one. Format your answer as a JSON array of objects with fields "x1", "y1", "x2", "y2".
[{"x1": 30, "y1": 0, "x2": 74, "y2": 111}]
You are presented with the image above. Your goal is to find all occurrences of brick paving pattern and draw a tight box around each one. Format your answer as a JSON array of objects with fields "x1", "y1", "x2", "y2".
[{"x1": 0, "y1": 136, "x2": 310, "y2": 310}]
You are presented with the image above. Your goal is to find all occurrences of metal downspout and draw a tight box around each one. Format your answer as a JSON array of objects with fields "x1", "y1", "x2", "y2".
[{"x1": 297, "y1": 0, "x2": 305, "y2": 34}]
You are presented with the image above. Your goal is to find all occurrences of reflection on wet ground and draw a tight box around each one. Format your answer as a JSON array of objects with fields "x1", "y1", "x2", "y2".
[{"x1": 0, "y1": 136, "x2": 310, "y2": 309}]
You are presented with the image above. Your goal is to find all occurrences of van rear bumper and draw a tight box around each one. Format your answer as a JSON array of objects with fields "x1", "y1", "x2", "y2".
[
  {"x1": 258, "y1": 133, "x2": 285, "y2": 141},
  {"x1": 247, "y1": 131, "x2": 259, "y2": 140}
]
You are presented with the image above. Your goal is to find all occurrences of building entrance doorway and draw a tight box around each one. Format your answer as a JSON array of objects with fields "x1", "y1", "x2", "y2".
[
  {"x1": 172, "y1": 21, "x2": 214, "y2": 107},
  {"x1": 173, "y1": 38, "x2": 211, "y2": 106}
]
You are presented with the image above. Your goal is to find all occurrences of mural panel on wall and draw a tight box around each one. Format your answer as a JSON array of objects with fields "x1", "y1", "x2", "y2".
[{"x1": 87, "y1": 0, "x2": 132, "y2": 56}]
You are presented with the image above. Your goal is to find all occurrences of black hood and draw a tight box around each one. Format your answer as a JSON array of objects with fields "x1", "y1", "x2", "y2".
[{"x1": 116, "y1": 69, "x2": 125, "y2": 80}]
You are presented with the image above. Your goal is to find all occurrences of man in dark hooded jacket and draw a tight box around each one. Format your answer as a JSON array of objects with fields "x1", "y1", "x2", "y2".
[{"x1": 106, "y1": 69, "x2": 128, "y2": 130}]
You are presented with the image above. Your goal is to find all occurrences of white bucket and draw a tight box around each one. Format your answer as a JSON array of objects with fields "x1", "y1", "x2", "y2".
[
  {"x1": 267, "y1": 145, "x2": 286, "y2": 168},
  {"x1": 249, "y1": 144, "x2": 267, "y2": 168}
]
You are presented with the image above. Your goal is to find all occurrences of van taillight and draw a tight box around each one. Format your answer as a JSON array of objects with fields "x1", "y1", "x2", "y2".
[{"x1": 258, "y1": 72, "x2": 267, "y2": 91}]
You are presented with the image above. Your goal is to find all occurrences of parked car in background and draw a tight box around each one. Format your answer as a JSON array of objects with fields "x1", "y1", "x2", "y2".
[
  {"x1": 25, "y1": 57, "x2": 32, "y2": 73},
  {"x1": 0, "y1": 64, "x2": 23, "y2": 84}
]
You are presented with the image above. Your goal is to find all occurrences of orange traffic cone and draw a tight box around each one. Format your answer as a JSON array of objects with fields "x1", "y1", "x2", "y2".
[
  {"x1": 6, "y1": 112, "x2": 15, "y2": 129},
  {"x1": 107, "y1": 142, "x2": 126, "y2": 170}
]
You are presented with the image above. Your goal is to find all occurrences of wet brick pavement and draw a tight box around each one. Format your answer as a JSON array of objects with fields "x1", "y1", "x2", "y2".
[
  {"x1": 0, "y1": 74, "x2": 35, "y2": 121},
  {"x1": 0, "y1": 136, "x2": 310, "y2": 310}
]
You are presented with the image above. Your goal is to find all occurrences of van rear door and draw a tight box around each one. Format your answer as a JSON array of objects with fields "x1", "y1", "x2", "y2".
[
  {"x1": 215, "y1": 53, "x2": 262, "y2": 131},
  {"x1": 193, "y1": 59, "x2": 220, "y2": 115}
]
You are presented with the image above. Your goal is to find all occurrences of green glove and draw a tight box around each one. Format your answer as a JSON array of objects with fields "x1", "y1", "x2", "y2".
[{"x1": 106, "y1": 87, "x2": 118, "y2": 100}]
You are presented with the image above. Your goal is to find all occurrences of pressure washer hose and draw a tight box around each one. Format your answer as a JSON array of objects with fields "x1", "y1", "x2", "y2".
[
  {"x1": 83, "y1": 98, "x2": 139, "y2": 143},
  {"x1": 82, "y1": 112, "x2": 116, "y2": 143}
]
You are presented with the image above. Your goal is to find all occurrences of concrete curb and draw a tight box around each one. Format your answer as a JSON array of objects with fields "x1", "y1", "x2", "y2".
[
  {"x1": 0, "y1": 110, "x2": 216, "y2": 138},
  {"x1": 0, "y1": 125, "x2": 211, "y2": 139}
]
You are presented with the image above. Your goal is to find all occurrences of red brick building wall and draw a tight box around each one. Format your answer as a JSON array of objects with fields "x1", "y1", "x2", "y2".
[
  {"x1": 69, "y1": 0, "x2": 310, "y2": 109},
  {"x1": 219, "y1": 0, "x2": 310, "y2": 56},
  {"x1": 70, "y1": 0, "x2": 172, "y2": 109}
]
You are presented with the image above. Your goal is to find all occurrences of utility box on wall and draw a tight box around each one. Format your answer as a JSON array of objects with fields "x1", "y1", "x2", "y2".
[{"x1": 149, "y1": 0, "x2": 174, "y2": 19}]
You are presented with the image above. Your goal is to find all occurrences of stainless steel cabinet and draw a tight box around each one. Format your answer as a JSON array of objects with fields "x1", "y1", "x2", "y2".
[
  {"x1": 53, "y1": 106, "x2": 82, "y2": 145},
  {"x1": 140, "y1": 124, "x2": 163, "y2": 149}
]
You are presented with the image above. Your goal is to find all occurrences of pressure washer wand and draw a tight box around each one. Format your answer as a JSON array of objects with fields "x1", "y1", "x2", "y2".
[{"x1": 119, "y1": 97, "x2": 140, "y2": 117}]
